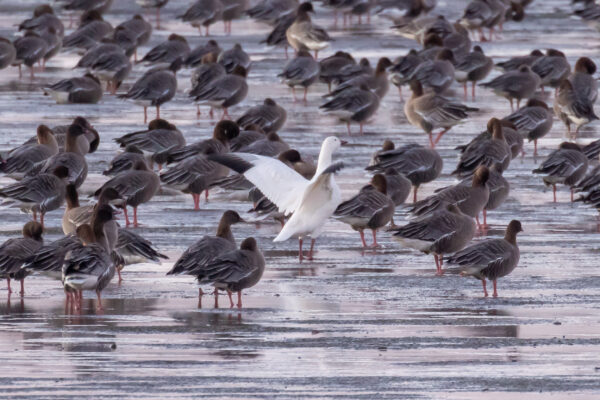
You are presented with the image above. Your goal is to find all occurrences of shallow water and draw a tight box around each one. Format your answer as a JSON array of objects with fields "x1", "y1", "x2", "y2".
[{"x1": 1, "y1": 0, "x2": 600, "y2": 398}]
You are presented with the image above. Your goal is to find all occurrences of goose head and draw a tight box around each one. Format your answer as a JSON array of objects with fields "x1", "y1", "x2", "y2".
[{"x1": 316, "y1": 136, "x2": 347, "y2": 173}]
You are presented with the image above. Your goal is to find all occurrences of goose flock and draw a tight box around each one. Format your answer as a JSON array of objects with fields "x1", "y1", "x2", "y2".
[{"x1": 0, "y1": 0, "x2": 598, "y2": 316}]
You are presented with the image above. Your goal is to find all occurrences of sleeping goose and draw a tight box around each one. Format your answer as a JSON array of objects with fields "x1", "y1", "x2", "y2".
[
  {"x1": 185, "y1": 40, "x2": 222, "y2": 68},
  {"x1": 367, "y1": 141, "x2": 443, "y2": 202},
  {"x1": 480, "y1": 65, "x2": 540, "y2": 111},
  {"x1": 533, "y1": 142, "x2": 588, "y2": 202},
  {"x1": 0, "y1": 125, "x2": 58, "y2": 179},
  {"x1": 43, "y1": 73, "x2": 103, "y2": 104},
  {"x1": 190, "y1": 66, "x2": 248, "y2": 120},
  {"x1": 138, "y1": 34, "x2": 190, "y2": 67},
  {"x1": 502, "y1": 99, "x2": 553, "y2": 156},
  {"x1": 334, "y1": 174, "x2": 395, "y2": 247},
  {"x1": 391, "y1": 204, "x2": 476, "y2": 275},
  {"x1": 447, "y1": 220, "x2": 522, "y2": 297},
  {"x1": 236, "y1": 98, "x2": 287, "y2": 133},
  {"x1": 278, "y1": 50, "x2": 320, "y2": 102},
  {"x1": 209, "y1": 136, "x2": 346, "y2": 261},
  {"x1": 62, "y1": 11, "x2": 113, "y2": 53},
  {"x1": 495, "y1": 49, "x2": 543, "y2": 72},
  {"x1": 179, "y1": 0, "x2": 223, "y2": 36},
  {"x1": 319, "y1": 84, "x2": 380, "y2": 135},
  {"x1": 531, "y1": 49, "x2": 571, "y2": 93},
  {"x1": 218, "y1": 43, "x2": 251, "y2": 73},
  {"x1": 456, "y1": 118, "x2": 522, "y2": 160},
  {"x1": 0, "y1": 221, "x2": 43, "y2": 295}
]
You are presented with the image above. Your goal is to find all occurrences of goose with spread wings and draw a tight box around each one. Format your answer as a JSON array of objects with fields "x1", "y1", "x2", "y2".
[{"x1": 209, "y1": 136, "x2": 346, "y2": 261}]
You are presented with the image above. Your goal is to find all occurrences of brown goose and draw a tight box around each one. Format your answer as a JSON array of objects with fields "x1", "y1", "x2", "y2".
[
  {"x1": 103, "y1": 146, "x2": 146, "y2": 176},
  {"x1": 1, "y1": 125, "x2": 58, "y2": 179},
  {"x1": 203, "y1": 237, "x2": 265, "y2": 309},
  {"x1": 367, "y1": 141, "x2": 443, "y2": 202},
  {"x1": 0, "y1": 166, "x2": 69, "y2": 227},
  {"x1": 452, "y1": 118, "x2": 512, "y2": 177},
  {"x1": 0, "y1": 221, "x2": 43, "y2": 295},
  {"x1": 138, "y1": 34, "x2": 190, "y2": 67},
  {"x1": 93, "y1": 160, "x2": 160, "y2": 227},
  {"x1": 218, "y1": 43, "x2": 251, "y2": 73},
  {"x1": 22, "y1": 117, "x2": 99, "y2": 155},
  {"x1": 334, "y1": 174, "x2": 395, "y2": 247},
  {"x1": 456, "y1": 118, "x2": 523, "y2": 160},
  {"x1": 391, "y1": 204, "x2": 476, "y2": 275},
  {"x1": 286, "y1": 2, "x2": 331, "y2": 59},
  {"x1": 167, "y1": 210, "x2": 244, "y2": 303},
  {"x1": 43, "y1": 73, "x2": 102, "y2": 104},
  {"x1": 62, "y1": 205, "x2": 117, "y2": 311},
  {"x1": 454, "y1": 45, "x2": 493, "y2": 99},
  {"x1": 404, "y1": 79, "x2": 478, "y2": 147},
  {"x1": 480, "y1": 65, "x2": 540, "y2": 111},
  {"x1": 12, "y1": 31, "x2": 48, "y2": 79},
  {"x1": 531, "y1": 49, "x2": 571, "y2": 93},
  {"x1": 495, "y1": 49, "x2": 543, "y2": 72},
  {"x1": 0, "y1": 38, "x2": 16, "y2": 71},
  {"x1": 447, "y1": 220, "x2": 522, "y2": 297},
  {"x1": 409, "y1": 48, "x2": 456, "y2": 94},
  {"x1": 533, "y1": 142, "x2": 588, "y2": 202},
  {"x1": 278, "y1": 50, "x2": 320, "y2": 102},
  {"x1": 179, "y1": 0, "x2": 223, "y2": 36},
  {"x1": 62, "y1": 11, "x2": 113, "y2": 53},
  {"x1": 319, "y1": 84, "x2": 380, "y2": 135},
  {"x1": 119, "y1": 58, "x2": 181, "y2": 123},
  {"x1": 236, "y1": 98, "x2": 287, "y2": 133},
  {"x1": 191, "y1": 66, "x2": 248, "y2": 120},
  {"x1": 502, "y1": 99, "x2": 553, "y2": 156},
  {"x1": 410, "y1": 165, "x2": 490, "y2": 229}
]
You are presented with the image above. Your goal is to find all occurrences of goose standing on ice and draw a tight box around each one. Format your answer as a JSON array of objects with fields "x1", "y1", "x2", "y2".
[{"x1": 209, "y1": 136, "x2": 346, "y2": 261}]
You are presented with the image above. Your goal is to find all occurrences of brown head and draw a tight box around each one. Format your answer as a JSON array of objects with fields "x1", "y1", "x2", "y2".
[
  {"x1": 23, "y1": 221, "x2": 43, "y2": 241},
  {"x1": 375, "y1": 57, "x2": 393, "y2": 74},
  {"x1": 76, "y1": 224, "x2": 95, "y2": 245},
  {"x1": 370, "y1": 173, "x2": 388, "y2": 194},
  {"x1": 264, "y1": 98, "x2": 277, "y2": 107},
  {"x1": 267, "y1": 132, "x2": 281, "y2": 142},
  {"x1": 168, "y1": 33, "x2": 187, "y2": 43},
  {"x1": 472, "y1": 45, "x2": 484, "y2": 54},
  {"x1": 66, "y1": 122, "x2": 86, "y2": 152},
  {"x1": 240, "y1": 237, "x2": 258, "y2": 251},
  {"x1": 231, "y1": 65, "x2": 247, "y2": 77},
  {"x1": 213, "y1": 120, "x2": 240, "y2": 143},
  {"x1": 34, "y1": 4, "x2": 54, "y2": 16},
  {"x1": 65, "y1": 184, "x2": 80, "y2": 209},
  {"x1": 530, "y1": 49, "x2": 543, "y2": 57},
  {"x1": 91, "y1": 204, "x2": 116, "y2": 238},
  {"x1": 518, "y1": 65, "x2": 532, "y2": 73},
  {"x1": 510, "y1": 2, "x2": 525, "y2": 22},
  {"x1": 504, "y1": 219, "x2": 523, "y2": 244},
  {"x1": 381, "y1": 140, "x2": 395, "y2": 151},
  {"x1": 490, "y1": 118, "x2": 505, "y2": 141},
  {"x1": 217, "y1": 210, "x2": 245, "y2": 239},
  {"x1": 332, "y1": 51, "x2": 354, "y2": 61},
  {"x1": 436, "y1": 49, "x2": 454, "y2": 63},
  {"x1": 53, "y1": 165, "x2": 69, "y2": 179},
  {"x1": 472, "y1": 165, "x2": 490, "y2": 187},
  {"x1": 36, "y1": 125, "x2": 55, "y2": 145},
  {"x1": 423, "y1": 33, "x2": 443, "y2": 48},
  {"x1": 525, "y1": 98, "x2": 548, "y2": 109},
  {"x1": 358, "y1": 58, "x2": 371, "y2": 68},
  {"x1": 201, "y1": 53, "x2": 217, "y2": 64},
  {"x1": 297, "y1": 2, "x2": 315, "y2": 21},
  {"x1": 409, "y1": 79, "x2": 424, "y2": 97},
  {"x1": 559, "y1": 141, "x2": 582, "y2": 152},
  {"x1": 278, "y1": 149, "x2": 302, "y2": 164},
  {"x1": 546, "y1": 48, "x2": 566, "y2": 58},
  {"x1": 148, "y1": 118, "x2": 174, "y2": 131},
  {"x1": 80, "y1": 10, "x2": 103, "y2": 24},
  {"x1": 574, "y1": 57, "x2": 596, "y2": 75}
]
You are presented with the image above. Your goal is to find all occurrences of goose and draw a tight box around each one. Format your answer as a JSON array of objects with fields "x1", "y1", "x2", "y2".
[
  {"x1": 404, "y1": 79, "x2": 478, "y2": 147},
  {"x1": 447, "y1": 220, "x2": 522, "y2": 297},
  {"x1": 0, "y1": 125, "x2": 59, "y2": 179},
  {"x1": 533, "y1": 142, "x2": 588, "y2": 202},
  {"x1": 62, "y1": 205, "x2": 117, "y2": 311},
  {"x1": 278, "y1": 50, "x2": 320, "y2": 102},
  {"x1": 25, "y1": 122, "x2": 90, "y2": 189},
  {"x1": 286, "y1": 2, "x2": 331, "y2": 59},
  {"x1": 238, "y1": 132, "x2": 290, "y2": 156},
  {"x1": 167, "y1": 210, "x2": 244, "y2": 302},
  {"x1": 138, "y1": 34, "x2": 190, "y2": 67},
  {"x1": 189, "y1": 55, "x2": 227, "y2": 118},
  {"x1": 495, "y1": 49, "x2": 543, "y2": 72},
  {"x1": 583, "y1": 140, "x2": 600, "y2": 161},
  {"x1": 115, "y1": 119, "x2": 185, "y2": 168},
  {"x1": 43, "y1": 73, "x2": 103, "y2": 104},
  {"x1": 334, "y1": 58, "x2": 372, "y2": 85},
  {"x1": 75, "y1": 41, "x2": 125, "y2": 69},
  {"x1": 367, "y1": 141, "x2": 443, "y2": 202},
  {"x1": 454, "y1": 46, "x2": 493, "y2": 99},
  {"x1": 246, "y1": 0, "x2": 298, "y2": 25},
  {"x1": 531, "y1": 49, "x2": 571, "y2": 93},
  {"x1": 203, "y1": 237, "x2": 265, "y2": 309},
  {"x1": 334, "y1": 174, "x2": 395, "y2": 247},
  {"x1": 502, "y1": 98, "x2": 553, "y2": 156},
  {"x1": 0, "y1": 221, "x2": 43, "y2": 295},
  {"x1": 12, "y1": 31, "x2": 47, "y2": 79},
  {"x1": 479, "y1": 65, "x2": 540, "y2": 111},
  {"x1": 190, "y1": 66, "x2": 248, "y2": 120},
  {"x1": 381, "y1": 168, "x2": 412, "y2": 226},
  {"x1": 218, "y1": 43, "x2": 251, "y2": 73},
  {"x1": 410, "y1": 165, "x2": 490, "y2": 229},
  {"x1": 326, "y1": 57, "x2": 392, "y2": 100},
  {"x1": 391, "y1": 204, "x2": 476, "y2": 275},
  {"x1": 261, "y1": 11, "x2": 296, "y2": 58},
  {"x1": 185, "y1": 40, "x2": 222, "y2": 68},
  {"x1": 62, "y1": 11, "x2": 113, "y2": 53},
  {"x1": 116, "y1": 15, "x2": 152, "y2": 60},
  {"x1": 18, "y1": 5, "x2": 64, "y2": 39},
  {"x1": 105, "y1": 148, "x2": 149, "y2": 176},
  {"x1": 93, "y1": 160, "x2": 160, "y2": 227},
  {"x1": 456, "y1": 118, "x2": 523, "y2": 160},
  {"x1": 319, "y1": 84, "x2": 380, "y2": 135},
  {"x1": 319, "y1": 51, "x2": 355, "y2": 92},
  {"x1": 230, "y1": 126, "x2": 266, "y2": 152},
  {"x1": 409, "y1": 48, "x2": 456, "y2": 94},
  {"x1": 63, "y1": 0, "x2": 114, "y2": 14},
  {"x1": 39, "y1": 27, "x2": 62, "y2": 68},
  {"x1": 390, "y1": 49, "x2": 423, "y2": 101},
  {"x1": 108, "y1": 27, "x2": 136, "y2": 57},
  {"x1": 209, "y1": 136, "x2": 346, "y2": 261},
  {"x1": 136, "y1": 0, "x2": 169, "y2": 29},
  {"x1": 0, "y1": 166, "x2": 69, "y2": 227},
  {"x1": 452, "y1": 118, "x2": 512, "y2": 177},
  {"x1": 115, "y1": 228, "x2": 168, "y2": 265},
  {"x1": 236, "y1": 98, "x2": 287, "y2": 133},
  {"x1": 88, "y1": 47, "x2": 132, "y2": 94},
  {"x1": 179, "y1": 0, "x2": 224, "y2": 36},
  {"x1": 119, "y1": 58, "x2": 181, "y2": 123},
  {"x1": 0, "y1": 38, "x2": 16, "y2": 71}
]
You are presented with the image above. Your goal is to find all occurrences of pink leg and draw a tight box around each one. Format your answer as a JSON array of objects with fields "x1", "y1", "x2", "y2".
[
  {"x1": 209, "y1": 108, "x2": 214, "y2": 119},
  {"x1": 32, "y1": 210, "x2": 37, "y2": 222},
  {"x1": 476, "y1": 214, "x2": 482, "y2": 231},
  {"x1": 463, "y1": 83, "x2": 467, "y2": 100},
  {"x1": 227, "y1": 290, "x2": 234, "y2": 308},
  {"x1": 571, "y1": 188, "x2": 574, "y2": 203},
  {"x1": 552, "y1": 184, "x2": 557, "y2": 203},
  {"x1": 359, "y1": 230, "x2": 367, "y2": 248},
  {"x1": 156, "y1": 7, "x2": 161, "y2": 29},
  {"x1": 433, "y1": 129, "x2": 449, "y2": 145},
  {"x1": 205, "y1": 190, "x2": 209, "y2": 201},
  {"x1": 133, "y1": 207, "x2": 139, "y2": 227},
  {"x1": 214, "y1": 288, "x2": 219, "y2": 308},
  {"x1": 292, "y1": 87, "x2": 297, "y2": 102},
  {"x1": 6, "y1": 278, "x2": 11, "y2": 294},
  {"x1": 96, "y1": 290, "x2": 103, "y2": 310},
  {"x1": 434, "y1": 254, "x2": 442, "y2": 275},
  {"x1": 237, "y1": 291, "x2": 242, "y2": 309},
  {"x1": 117, "y1": 268, "x2": 122, "y2": 283},
  {"x1": 303, "y1": 87, "x2": 308, "y2": 102},
  {"x1": 482, "y1": 279, "x2": 489, "y2": 297},
  {"x1": 299, "y1": 238, "x2": 303, "y2": 262},
  {"x1": 197, "y1": 104, "x2": 201, "y2": 118},
  {"x1": 144, "y1": 107, "x2": 147, "y2": 124},
  {"x1": 371, "y1": 229, "x2": 379, "y2": 248},
  {"x1": 359, "y1": 123, "x2": 364, "y2": 135},
  {"x1": 492, "y1": 279, "x2": 498, "y2": 297},
  {"x1": 308, "y1": 239, "x2": 315, "y2": 260},
  {"x1": 534, "y1": 139, "x2": 538, "y2": 157},
  {"x1": 123, "y1": 206, "x2": 131, "y2": 227},
  {"x1": 192, "y1": 193, "x2": 200, "y2": 210},
  {"x1": 20, "y1": 279, "x2": 24, "y2": 296},
  {"x1": 398, "y1": 86, "x2": 403, "y2": 101}
]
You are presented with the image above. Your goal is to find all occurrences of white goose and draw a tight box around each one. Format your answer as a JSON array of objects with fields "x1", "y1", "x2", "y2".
[{"x1": 209, "y1": 136, "x2": 346, "y2": 261}]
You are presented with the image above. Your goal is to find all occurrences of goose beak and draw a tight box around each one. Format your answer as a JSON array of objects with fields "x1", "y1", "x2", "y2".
[{"x1": 340, "y1": 140, "x2": 348, "y2": 146}]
